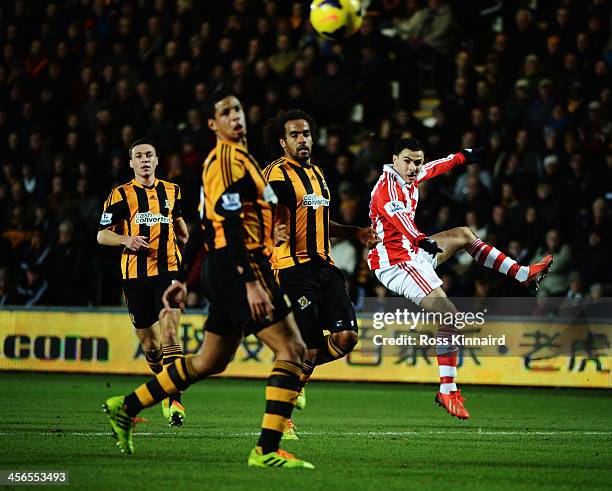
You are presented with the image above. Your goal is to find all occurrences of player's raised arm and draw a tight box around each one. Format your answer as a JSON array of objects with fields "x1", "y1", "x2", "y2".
[
  {"x1": 417, "y1": 147, "x2": 484, "y2": 183},
  {"x1": 329, "y1": 220, "x2": 380, "y2": 249}
]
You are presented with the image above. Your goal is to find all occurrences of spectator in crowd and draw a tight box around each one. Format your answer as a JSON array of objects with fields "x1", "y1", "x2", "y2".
[{"x1": 533, "y1": 229, "x2": 572, "y2": 297}]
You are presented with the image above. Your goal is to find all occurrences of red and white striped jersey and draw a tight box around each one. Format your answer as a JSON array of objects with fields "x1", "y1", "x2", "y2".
[{"x1": 367, "y1": 153, "x2": 466, "y2": 270}]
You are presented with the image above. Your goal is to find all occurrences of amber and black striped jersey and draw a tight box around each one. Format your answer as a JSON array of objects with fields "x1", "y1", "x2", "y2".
[
  {"x1": 262, "y1": 156, "x2": 333, "y2": 270},
  {"x1": 200, "y1": 140, "x2": 277, "y2": 256},
  {"x1": 99, "y1": 179, "x2": 183, "y2": 279}
]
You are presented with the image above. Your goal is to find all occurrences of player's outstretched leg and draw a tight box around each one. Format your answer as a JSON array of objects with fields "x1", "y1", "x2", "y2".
[
  {"x1": 102, "y1": 331, "x2": 240, "y2": 455},
  {"x1": 250, "y1": 316, "x2": 315, "y2": 469},
  {"x1": 420, "y1": 290, "x2": 470, "y2": 420},
  {"x1": 431, "y1": 227, "x2": 554, "y2": 291},
  {"x1": 462, "y1": 234, "x2": 554, "y2": 290}
]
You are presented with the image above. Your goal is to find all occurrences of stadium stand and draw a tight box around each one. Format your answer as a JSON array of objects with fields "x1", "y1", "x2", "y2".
[{"x1": 0, "y1": 0, "x2": 610, "y2": 307}]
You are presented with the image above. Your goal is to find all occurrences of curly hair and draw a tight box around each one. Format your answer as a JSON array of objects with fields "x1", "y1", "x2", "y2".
[{"x1": 262, "y1": 109, "x2": 318, "y2": 158}]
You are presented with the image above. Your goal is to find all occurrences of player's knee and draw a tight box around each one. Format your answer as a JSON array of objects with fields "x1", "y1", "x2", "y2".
[
  {"x1": 335, "y1": 330, "x2": 358, "y2": 352},
  {"x1": 459, "y1": 226, "x2": 477, "y2": 244},
  {"x1": 141, "y1": 337, "x2": 160, "y2": 352},
  {"x1": 207, "y1": 361, "x2": 229, "y2": 376},
  {"x1": 277, "y1": 337, "x2": 306, "y2": 364},
  {"x1": 290, "y1": 337, "x2": 307, "y2": 363},
  {"x1": 193, "y1": 358, "x2": 229, "y2": 377}
]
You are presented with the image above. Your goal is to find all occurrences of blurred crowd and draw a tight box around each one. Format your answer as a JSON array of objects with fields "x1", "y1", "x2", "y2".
[{"x1": 0, "y1": 0, "x2": 611, "y2": 308}]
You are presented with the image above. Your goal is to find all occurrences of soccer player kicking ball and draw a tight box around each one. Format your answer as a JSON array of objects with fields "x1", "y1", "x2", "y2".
[
  {"x1": 102, "y1": 90, "x2": 314, "y2": 469},
  {"x1": 97, "y1": 138, "x2": 189, "y2": 427},
  {"x1": 262, "y1": 110, "x2": 380, "y2": 439},
  {"x1": 368, "y1": 138, "x2": 553, "y2": 419}
]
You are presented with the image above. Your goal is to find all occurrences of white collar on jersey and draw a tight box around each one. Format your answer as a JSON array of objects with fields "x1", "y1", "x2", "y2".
[{"x1": 383, "y1": 164, "x2": 408, "y2": 187}]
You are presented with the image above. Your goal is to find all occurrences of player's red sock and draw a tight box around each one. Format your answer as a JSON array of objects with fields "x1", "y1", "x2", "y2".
[
  {"x1": 437, "y1": 326, "x2": 458, "y2": 394},
  {"x1": 437, "y1": 351, "x2": 457, "y2": 394},
  {"x1": 466, "y1": 239, "x2": 529, "y2": 282}
]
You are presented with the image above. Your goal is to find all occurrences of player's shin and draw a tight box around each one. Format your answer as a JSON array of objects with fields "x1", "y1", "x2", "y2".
[
  {"x1": 162, "y1": 344, "x2": 184, "y2": 402},
  {"x1": 466, "y1": 239, "x2": 529, "y2": 282},
  {"x1": 436, "y1": 326, "x2": 458, "y2": 394},
  {"x1": 257, "y1": 360, "x2": 301, "y2": 454},
  {"x1": 123, "y1": 356, "x2": 200, "y2": 417}
]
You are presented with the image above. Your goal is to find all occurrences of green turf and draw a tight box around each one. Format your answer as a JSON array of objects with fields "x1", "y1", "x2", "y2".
[{"x1": 1, "y1": 373, "x2": 610, "y2": 491}]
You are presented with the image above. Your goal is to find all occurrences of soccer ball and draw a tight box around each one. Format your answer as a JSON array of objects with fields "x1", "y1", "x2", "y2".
[{"x1": 310, "y1": 0, "x2": 362, "y2": 40}]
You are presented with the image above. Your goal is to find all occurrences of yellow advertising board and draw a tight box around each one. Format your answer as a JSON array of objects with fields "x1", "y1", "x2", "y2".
[{"x1": 0, "y1": 310, "x2": 609, "y2": 388}]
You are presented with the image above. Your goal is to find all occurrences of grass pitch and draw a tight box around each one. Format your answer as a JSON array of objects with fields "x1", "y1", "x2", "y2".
[{"x1": 1, "y1": 373, "x2": 610, "y2": 490}]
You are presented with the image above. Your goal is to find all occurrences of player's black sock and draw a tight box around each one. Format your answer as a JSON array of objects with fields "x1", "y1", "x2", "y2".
[
  {"x1": 162, "y1": 344, "x2": 184, "y2": 403},
  {"x1": 257, "y1": 360, "x2": 301, "y2": 454},
  {"x1": 144, "y1": 348, "x2": 163, "y2": 374},
  {"x1": 124, "y1": 356, "x2": 200, "y2": 417}
]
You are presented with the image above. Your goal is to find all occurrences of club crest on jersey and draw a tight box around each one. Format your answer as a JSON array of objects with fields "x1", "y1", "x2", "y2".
[
  {"x1": 384, "y1": 200, "x2": 405, "y2": 217},
  {"x1": 100, "y1": 212, "x2": 113, "y2": 226},
  {"x1": 302, "y1": 193, "x2": 329, "y2": 209},
  {"x1": 135, "y1": 211, "x2": 172, "y2": 226},
  {"x1": 165, "y1": 199, "x2": 173, "y2": 209},
  {"x1": 297, "y1": 296, "x2": 311, "y2": 310}
]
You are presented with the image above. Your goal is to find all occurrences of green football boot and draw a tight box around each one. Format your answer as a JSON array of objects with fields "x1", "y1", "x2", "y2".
[
  {"x1": 102, "y1": 396, "x2": 134, "y2": 455},
  {"x1": 168, "y1": 400, "x2": 186, "y2": 427},
  {"x1": 247, "y1": 447, "x2": 314, "y2": 469}
]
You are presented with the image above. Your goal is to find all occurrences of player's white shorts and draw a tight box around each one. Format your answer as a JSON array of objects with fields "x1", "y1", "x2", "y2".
[{"x1": 374, "y1": 249, "x2": 442, "y2": 305}]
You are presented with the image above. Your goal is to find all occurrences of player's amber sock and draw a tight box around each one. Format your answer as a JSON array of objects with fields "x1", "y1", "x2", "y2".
[
  {"x1": 466, "y1": 239, "x2": 529, "y2": 282},
  {"x1": 123, "y1": 356, "x2": 200, "y2": 417},
  {"x1": 298, "y1": 359, "x2": 316, "y2": 391},
  {"x1": 257, "y1": 360, "x2": 301, "y2": 454},
  {"x1": 144, "y1": 348, "x2": 163, "y2": 374},
  {"x1": 437, "y1": 326, "x2": 458, "y2": 394},
  {"x1": 162, "y1": 344, "x2": 184, "y2": 403}
]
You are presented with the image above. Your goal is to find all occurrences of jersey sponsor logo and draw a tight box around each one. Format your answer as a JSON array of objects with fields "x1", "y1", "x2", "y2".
[
  {"x1": 100, "y1": 212, "x2": 113, "y2": 226},
  {"x1": 134, "y1": 211, "x2": 172, "y2": 226},
  {"x1": 383, "y1": 200, "x2": 406, "y2": 217},
  {"x1": 302, "y1": 193, "x2": 329, "y2": 209},
  {"x1": 220, "y1": 192, "x2": 242, "y2": 211},
  {"x1": 263, "y1": 183, "x2": 278, "y2": 205}
]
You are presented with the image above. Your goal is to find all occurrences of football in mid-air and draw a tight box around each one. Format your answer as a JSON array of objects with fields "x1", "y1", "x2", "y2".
[{"x1": 310, "y1": 0, "x2": 362, "y2": 40}]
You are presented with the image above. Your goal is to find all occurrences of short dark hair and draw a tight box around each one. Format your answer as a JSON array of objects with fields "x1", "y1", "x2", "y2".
[
  {"x1": 128, "y1": 138, "x2": 157, "y2": 159},
  {"x1": 263, "y1": 109, "x2": 317, "y2": 157},
  {"x1": 204, "y1": 87, "x2": 239, "y2": 120},
  {"x1": 393, "y1": 137, "x2": 424, "y2": 156}
]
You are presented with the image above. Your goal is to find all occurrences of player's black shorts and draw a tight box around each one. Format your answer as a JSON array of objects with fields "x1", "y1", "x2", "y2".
[
  {"x1": 276, "y1": 259, "x2": 357, "y2": 349},
  {"x1": 202, "y1": 248, "x2": 292, "y2": 337},
  {"x1": 122, "y1": 272, "x2": 178, "y2": 329}
]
